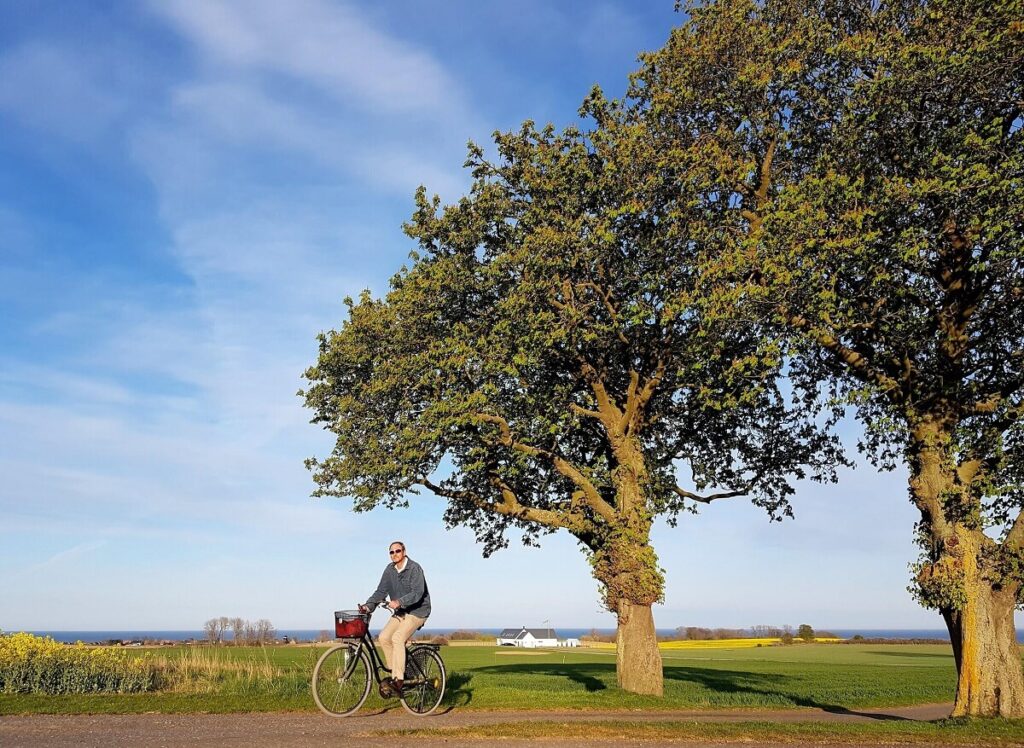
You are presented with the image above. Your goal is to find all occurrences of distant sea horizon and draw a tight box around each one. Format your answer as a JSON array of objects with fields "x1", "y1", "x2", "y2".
[{"x1": 17, "y1": 627, "x2": 1020, "y2": 644}]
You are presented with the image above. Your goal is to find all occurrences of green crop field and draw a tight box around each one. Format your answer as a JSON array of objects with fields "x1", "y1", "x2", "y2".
[{"x1": 0, "y1": 642, "x2": 970, "y2": 716}]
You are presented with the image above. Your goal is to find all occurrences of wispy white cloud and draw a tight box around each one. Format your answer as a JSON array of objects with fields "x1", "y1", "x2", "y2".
[
  {"x1": 0, "y1": 42, "x2": 126, "y2": 141},
  {"x1": 151, "y1": 0, "x2": 466, "y2": 119},
  {"x1": 26, "y1": 541, "x2": 107, "y2": 573}
]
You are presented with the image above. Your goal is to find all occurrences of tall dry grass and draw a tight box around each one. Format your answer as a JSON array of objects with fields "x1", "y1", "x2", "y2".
[{"x1": 150, "y1": 647, "x2": 315, "y2": 696}]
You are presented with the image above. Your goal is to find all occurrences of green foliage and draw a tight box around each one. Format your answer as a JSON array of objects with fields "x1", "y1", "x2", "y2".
[
  {"x1": 910, "y1": 558, "x2": 969, "y2": 611},
  {"x1": 632, "y1": 0, "x2": 1024, "y2": 614},
  {"x1": 798, "y1": 624, "x2": 815, "y2": 642},
  {"x1": 303, "y1": 61, "x2": 843, "y2": 615}
]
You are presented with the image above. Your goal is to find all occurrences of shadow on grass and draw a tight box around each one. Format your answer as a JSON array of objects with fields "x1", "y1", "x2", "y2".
[
  {"x1": 439, "y1": 671, "x2": 473, "y2": 713},
  {"x1": 868, "y1": 651, "x2": 952, "y2": 659},
  {"x1": 475, "y1": 662, "x2": 607, "y2": 692},
  {"x1": 362, "y1": 671, "x2": 473, "y2": 716},
  {"x1": 471, "y1": 662, "x2": 926, "y2": 722}
]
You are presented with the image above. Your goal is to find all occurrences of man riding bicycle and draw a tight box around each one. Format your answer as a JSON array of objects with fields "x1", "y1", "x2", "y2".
[{"x1": 360, "y1": 541, "x2": 431, "y2": 696}]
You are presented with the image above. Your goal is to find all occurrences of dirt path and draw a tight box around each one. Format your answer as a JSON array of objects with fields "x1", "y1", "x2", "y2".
[{"x1": 0, "y1": 703, "x2": 956, "y2": 748}]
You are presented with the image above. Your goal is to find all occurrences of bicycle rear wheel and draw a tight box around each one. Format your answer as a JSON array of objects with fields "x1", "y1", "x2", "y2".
[
  {"x1": 312, "y1": 642, "x2": 371, "y2": 716},
  {"x1": 400, "y1": 646, "x2": 446, "y2": 716}
]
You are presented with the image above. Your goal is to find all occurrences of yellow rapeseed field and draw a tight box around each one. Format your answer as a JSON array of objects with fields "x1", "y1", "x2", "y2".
[
  {"x1": 0, "y1": 632, "x2": 155, "y2": 694},
  {"x1": 585, "y1": 637, "x2": 843, "y2": 650}
]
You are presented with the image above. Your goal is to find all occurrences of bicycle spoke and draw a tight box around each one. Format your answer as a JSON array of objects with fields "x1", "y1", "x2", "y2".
[
  {"x1": 400, "y1": 647, "x2": 445, "y2": 716},
  {"x1": 312, "y1": 644, "x2": 371, "y2": 717}
]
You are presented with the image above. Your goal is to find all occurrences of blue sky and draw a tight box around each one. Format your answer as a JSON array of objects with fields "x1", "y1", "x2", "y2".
[{"x1": 1, "y1": 0, "x2": 934, "y2": 632}]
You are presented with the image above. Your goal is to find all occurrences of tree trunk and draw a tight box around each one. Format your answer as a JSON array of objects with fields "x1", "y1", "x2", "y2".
[
  {"x1": 909, "y1": 420, "x2": 1024, "y2": 717},
  {"x1": 941, "y1": 572, "x2": 1024, "y2": 717},
  {"x1": 615, "y1": 599, "x2": 663, "y2": 696}
]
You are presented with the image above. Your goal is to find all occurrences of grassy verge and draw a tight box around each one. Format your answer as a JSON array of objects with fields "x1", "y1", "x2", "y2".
[
  {"x1": 374, "y1": 718, "x2": 1024, "y2": 745},
  {"x1": 0, "y1": 642, "x2": 975, "y2": 716}
]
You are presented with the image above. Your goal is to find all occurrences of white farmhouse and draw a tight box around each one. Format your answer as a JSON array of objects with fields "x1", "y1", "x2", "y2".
[{"x1": 496, "y1": 627, "x2": 578, "y2": 648}]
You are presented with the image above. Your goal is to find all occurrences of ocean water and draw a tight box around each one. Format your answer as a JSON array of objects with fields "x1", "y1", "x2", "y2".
[{"x1": 19, "y1": 627, "x2": 1015, "y2": 644}]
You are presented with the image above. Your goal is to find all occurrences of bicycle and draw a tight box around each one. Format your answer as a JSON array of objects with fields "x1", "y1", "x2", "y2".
[{"x1": 311, "y1": 602, "x2": 447, "y2": 717}]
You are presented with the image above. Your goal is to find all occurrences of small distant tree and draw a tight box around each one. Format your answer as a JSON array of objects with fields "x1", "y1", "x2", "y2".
[
  {"x1": 684, "y1": 627, "x2": 713, "y2": 641},
  {"x1": 798, "y1": 624, "x2": 815, "y2": 642},
  {"x1": 229, "y1": 617, "x2": 245, "y2": 645},
  {"x1": 780, "y1": 632, "x2": 794, "y2": 646},
  {"x1": 203, "y1": 618, "x2": 223, "y2": 645},
  {"x1": 255, "y1": 619, "x2": 276, "y2": 645}
]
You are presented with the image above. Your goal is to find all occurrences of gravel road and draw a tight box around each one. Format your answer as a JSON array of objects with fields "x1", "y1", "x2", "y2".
[{"x1": 0, "y1": 703, "x2": 957, "y2": 748}]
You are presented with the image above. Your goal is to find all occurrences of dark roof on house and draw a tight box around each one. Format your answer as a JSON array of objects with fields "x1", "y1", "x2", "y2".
[{"x1": 524, "y1": 628, "x2": 557, "y2": 639}]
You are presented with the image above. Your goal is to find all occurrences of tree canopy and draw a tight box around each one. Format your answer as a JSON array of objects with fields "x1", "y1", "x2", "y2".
[
  {"x1": 629, "y1": 0, "x2": 1023, "y2": 716},
  {"x1": 303, "y1": 107, "x2": 841, "y2": 694}
]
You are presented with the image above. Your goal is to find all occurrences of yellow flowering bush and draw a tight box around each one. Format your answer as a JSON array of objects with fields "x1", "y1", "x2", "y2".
[{"x1": 0, "y1": 632, "x2": 156, "y2": 694}]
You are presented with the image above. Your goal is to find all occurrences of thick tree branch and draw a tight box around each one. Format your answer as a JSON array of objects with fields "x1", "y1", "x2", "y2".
[
  {"x1": 474, "y1": 413, "x2": 619, "y2": 524},
  {"x1": 419, "y1": 477, "x2": 563, "y2": 529},
  {"x1": 622, "y1": 360, "x2": 666, "y2": 437},
  {"x1": 788, "y1": 313, "x2": 904, "y2": 399},
  {"x1": 673, "y1": 485, "x2": 747, "y2": 504},
  {"x1": 578, "y1": 360, "x2": 624, "y2": 424},
  {"x1": 569, "y1": 402, "x2": 605, "y2": 420},
  {"x1": 1006, "y1": 508, "x2": 1024, "y2": 550}
]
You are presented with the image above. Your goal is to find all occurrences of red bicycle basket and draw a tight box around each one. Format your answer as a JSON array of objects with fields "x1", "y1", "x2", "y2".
[{"x1": 334, "y1": 610, "x2": 367, "y2": 638}]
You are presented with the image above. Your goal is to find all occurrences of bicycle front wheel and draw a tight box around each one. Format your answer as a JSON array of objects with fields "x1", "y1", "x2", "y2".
[
  {"x1": 400, "y1": 646, "x2": 446, "y2": 716},
  {"x1": 312, "y1": 642, "x2": 371, "y2": 717}
]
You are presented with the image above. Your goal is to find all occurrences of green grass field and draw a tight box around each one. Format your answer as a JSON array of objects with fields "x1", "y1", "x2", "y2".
[{"x1": 0, "y1": 642, "x2": 964, "y2": 716}]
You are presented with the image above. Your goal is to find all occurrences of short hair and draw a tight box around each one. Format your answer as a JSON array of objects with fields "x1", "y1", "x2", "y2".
[{"x1": 389, "y1": 541, "x2": 406, "y2": 551}]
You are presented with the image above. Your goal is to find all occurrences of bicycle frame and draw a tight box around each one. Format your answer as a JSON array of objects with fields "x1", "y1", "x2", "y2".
[{"x1": 344, "y1": 614, "x2": 439, "y2": 689}]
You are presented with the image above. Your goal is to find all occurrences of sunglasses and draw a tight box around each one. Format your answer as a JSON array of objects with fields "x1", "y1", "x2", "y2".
[{"x1": 389, "y1": 549, "x2": 403, "y2": 555}]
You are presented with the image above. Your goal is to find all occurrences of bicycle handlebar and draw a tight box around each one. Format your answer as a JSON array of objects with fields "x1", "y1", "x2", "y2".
[{"x1": 357, "y1": 600, "x2": 402, "y2": 616}]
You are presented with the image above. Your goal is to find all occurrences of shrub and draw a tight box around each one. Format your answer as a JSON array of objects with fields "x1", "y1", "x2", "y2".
[
  {"x1": 431, "y1": 636, "x2": 449, "y2": 646},
  {"x1": 780, "y1": 632, "x2": 794, "y2": 646},
  {"x1": 798, "y1": 624, "x2": 815, "y2": 642},
  {"x1": 0, "y1": 632, "x2": 156, "y2": 694}
]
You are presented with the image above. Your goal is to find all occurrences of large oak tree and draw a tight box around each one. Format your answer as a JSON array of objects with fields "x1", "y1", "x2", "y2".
[
  {"x1": 635, "y1": 0, "x2": 1023, "y2": 716},
  {"x1": 302, "y1": 116, "x2": 841, "y2": 694}
]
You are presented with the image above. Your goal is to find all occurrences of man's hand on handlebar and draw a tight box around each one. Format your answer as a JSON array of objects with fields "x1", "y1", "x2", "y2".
[{"x1": 358, "y1": 600, "x2": 400, "y2": 614}]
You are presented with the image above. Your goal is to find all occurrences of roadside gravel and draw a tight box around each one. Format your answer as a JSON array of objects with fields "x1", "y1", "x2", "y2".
[{"x1": 0, "y1": 703, "x2": 956, "y2": 747}]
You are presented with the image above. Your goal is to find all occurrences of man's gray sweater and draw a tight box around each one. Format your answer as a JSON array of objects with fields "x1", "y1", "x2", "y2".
[{"x1": 365, "y1": 558, "x2": 431, "y2": 619}]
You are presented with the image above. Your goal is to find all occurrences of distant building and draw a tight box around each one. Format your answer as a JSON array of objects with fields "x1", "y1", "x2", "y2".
[{"x1": 496, "y1": 627, "x2": 578, "y2": 648}]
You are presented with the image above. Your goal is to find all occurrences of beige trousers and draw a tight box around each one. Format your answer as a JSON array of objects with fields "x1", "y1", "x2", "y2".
[{"x1": 377, "y1": 613, "x2": 426, "y2": 680}]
